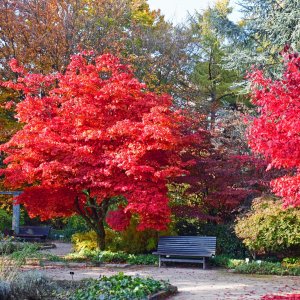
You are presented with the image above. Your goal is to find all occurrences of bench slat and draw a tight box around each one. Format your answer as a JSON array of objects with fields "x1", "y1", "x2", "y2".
[
  {"x1": 154, "y1": 235, "x2": 217, "y2": 269},
  {"x1": 16, "y1": 226, "x2": 51, "y2": 241},
  {"x1": 161, "y1": 258, "x2": 204, "y2": 263}
]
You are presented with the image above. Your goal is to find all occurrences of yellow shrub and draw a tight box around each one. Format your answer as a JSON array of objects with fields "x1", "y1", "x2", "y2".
[
  {"x1": 72, "y1": 230, "x2": 98, "y2": 252},
  {"x1": 72, "y1": 218, "x2": 176, "y2": 253}
]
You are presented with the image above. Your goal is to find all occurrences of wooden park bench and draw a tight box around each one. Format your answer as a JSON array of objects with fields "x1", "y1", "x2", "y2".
[
  {"x1": 153, "y1": 236, "x2": 216, "y2": 269},
  {"x1": 14, "y1": 226, "x2": 51, "y2": 242}
]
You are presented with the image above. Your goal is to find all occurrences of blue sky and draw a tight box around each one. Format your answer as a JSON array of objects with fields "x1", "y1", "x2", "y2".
[{"x1": 147, "y1": 0, "x2": 242, "y2": 23}]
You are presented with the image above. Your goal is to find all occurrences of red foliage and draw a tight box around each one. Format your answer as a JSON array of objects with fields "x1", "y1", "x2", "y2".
[
  {"x1": 262, "y1": 294, "x2": 300, "y2": 300},
  {"x1": 174, "y1": 149, "x2": 270, "y2": 222},
  {"x1": 248, "y1": 52, "x2": 300, "y2": 207},
  {"x1": 106, "y1": 206, "x2": 131, "y2": 231},
  {"x1": 0, "y1": 52, "x2": 205, "y2": 231}
]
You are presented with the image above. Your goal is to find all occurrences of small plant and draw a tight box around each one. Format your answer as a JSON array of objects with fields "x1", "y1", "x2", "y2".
[
  {"x1": 98, "y1": 251, "x2": 128, "y2": 264},
  {"x1": 127, "y1": 254, "x2": 158, "y2": 265},
  {"x1": 234, "y1": 261, "x2": 300, "y2": 276},
  {"x1": 9, "y1": 271, "x2": 57, "y2": 299},
  {"x1": 0, "y1": 210, "x2": 11, "y2": 232},
  {"x1": 67, "y1": 272, "x2": 169, "y2": 300},
  {"x1": 65, "y1": 250, "x2": 158, "y2": 266},
  {"x1": 0, "y1": 239, "x2": 40, "y2": 281},
  {"x1": 0, "y1": 235, "x2": 23, "y2": 255},
  {"x1": 9, "y1": 243, "x2": 40, "y2": 262},
  {"x1": 209, "y1": 255, "x2": 244, "y2": 269},
  {"x1": 282, "y1": 257, "x2": 300, "y2": 267}
]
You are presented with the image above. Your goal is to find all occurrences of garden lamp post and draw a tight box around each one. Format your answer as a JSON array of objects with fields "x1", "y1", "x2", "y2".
[{"x1": 0, "y1": 191, "x2": 22, "y2": 234}]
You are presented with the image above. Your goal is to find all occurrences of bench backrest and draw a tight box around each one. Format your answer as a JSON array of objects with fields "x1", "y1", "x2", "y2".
[
  {"x1": 157, "y1": 236, "x2": 216, "y2": 257},
  {"x1": 19, "y1": 226, "x2": 51, "y2": 236}
]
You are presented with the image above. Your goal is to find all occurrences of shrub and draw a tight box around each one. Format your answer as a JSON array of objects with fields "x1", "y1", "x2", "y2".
[
  {"x1": 234, "y1": 261, "x2": 300, "y2": 276},
  {"x1": 72, "y1": 231, "x2": 98, "y2": 252},
  {"x1": 50, "y1": 215, "x2": 89, "y2": 241},
  {"x1": 105, "y1": 219, "x2": 161, "y2": 254},
  {"x1": 9, "y1": 271, "x2": 56, "y2": 299},
  {"x1": 235, "y1": 196, "x2": 300, "y2": 256},
  {"x1": 175, "y1": 219, "x2": 247, "y2": 257},
  {"x1": 209, "y1": 255, "x2": 244, "y2": 269},
  {"x1": 127, "y1": 254, "x2": 158, "y2": 265},
  {"x1": 98, "y1": 251, "x2": 128, "y2": 264},
  {"x1": 0, "y1": 210, "x2": 11, "y2": 232},
  {"x1": 0, "y1": 236, "x2": 23, "y2": 255},
  {"x1": 65, "y1": 250, "x2": 158, "y2": 265},
  {"x1": 68, "y1": 272, "x2": 168, "y2": 300},
  {"x1": 282, "y1": 257, "x2": 300, "y2": 268},
  {"x1": 72, "y1": 218, "x2": 174, "y2": 254},
  {"x1": 9, "y1": 243, "x2": 40, "y2": 263}
]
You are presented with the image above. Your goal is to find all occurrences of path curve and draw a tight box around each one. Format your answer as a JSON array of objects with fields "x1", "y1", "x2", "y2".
[{"x1": 37, "y1": 242, "x2": 300, "y2": 299}]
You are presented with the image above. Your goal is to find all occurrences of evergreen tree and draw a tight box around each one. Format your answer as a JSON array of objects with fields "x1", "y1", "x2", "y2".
[
  {"x1": 221, "y1": 0, "x2": 300, "y2": 76},
  {"x1": 187, "y1": 0, "x2": 243, "y2": 128}
]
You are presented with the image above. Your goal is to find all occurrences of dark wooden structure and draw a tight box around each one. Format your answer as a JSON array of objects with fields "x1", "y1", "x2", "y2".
[
  {"x1": 153, "y1": 236, "x2": 216, "y2": 269},
  {"x1": 0, "y1": 191, "x2": 22, "y2": 234},
  {"x1": 14, "y1": 226, "x2": 51, "y2": 242}
]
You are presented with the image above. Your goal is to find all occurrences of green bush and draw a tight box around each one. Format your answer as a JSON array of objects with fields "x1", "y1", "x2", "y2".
[
  {"x1": 0, "y1": 210, "x2": 11, "y2": 232},
  {"x1": 50, "y1": 215, "x2": 89, "y2": 241},
  {"x1": 65, "y1": 250, "x2": 158, "y2": 265},
  {"x1": 282, "y1": 257, "x2": 300, "y2": 268},
  {"x1": 98, "y1": 251, "x2": 158, "y2": 265},
  {"x1": 127, "y1": 254, "x2": 158, "y2": 265},
  {"x1": 9, "y1": 243, "x2": 40, "y2": 263},
  {"x1": 72, "y1": 217, "x2": 174, "y2": 254},
  {"x1": 210, "y1": 255, "x2": 300, "y2": 276},
  {"x1": 209, "y1": 255, "x2": 244, "y2": 269},
  {"x1": 175, "y1": 219, "x2": 247, "y2": 257},
  {"x1": 68, "y1": 272, "x2": 168, "y2": 300},
  {"x1": 0, "y1": 235, "x2": 38, "y2": 257},
  {"x1": 234, "y1": 261, "x2": 300, "y2": 276},
  {"x1": 235, "y1": 196, "x2": 300, "y2": 256},
  {"x1": 98, "y1": 251, "x2": 128, "y2": 263},
  {"x1": 0, "y1": 237, "x2": 21, "y2": 255}
]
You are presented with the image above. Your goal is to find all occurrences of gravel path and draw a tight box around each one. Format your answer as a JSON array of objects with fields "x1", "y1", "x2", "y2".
[
  {"x1": 36, "y1": 242, "x2": 300, "y2": 299},
  {"x1": 40, "y1": 241, "x2": 73, "y2": 256}
]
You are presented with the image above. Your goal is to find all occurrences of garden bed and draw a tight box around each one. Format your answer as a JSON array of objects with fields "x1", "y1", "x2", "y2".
[{"x1": 0, "y1": 271, "x2": 177, "y2": 300}]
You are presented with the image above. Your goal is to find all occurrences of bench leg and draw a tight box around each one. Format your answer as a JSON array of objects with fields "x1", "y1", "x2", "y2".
[
  {"x1": 203, "y1": 257, "x2": 206, "y2": 270},
  {"x1": 159, "y1": 255, "x2": 161, "y2": 268}
]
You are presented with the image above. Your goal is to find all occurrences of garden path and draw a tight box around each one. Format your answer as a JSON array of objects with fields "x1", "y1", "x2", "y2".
[{"x1": 36, "y1": 242, "x2": 300, "y2": 299}]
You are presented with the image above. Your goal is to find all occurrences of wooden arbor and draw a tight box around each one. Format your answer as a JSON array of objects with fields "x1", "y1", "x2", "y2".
[{"x1": 0, "y1": 191, "x2": 22, "y2": 234}]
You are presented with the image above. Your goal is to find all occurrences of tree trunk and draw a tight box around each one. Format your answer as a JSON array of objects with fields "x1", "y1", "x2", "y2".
[
  {"x1": 95, "y1": 220, "x2": 106, "y2": 251},
  {"x1": 75, "y1": 196, "x2": 110, "y2": 251}
]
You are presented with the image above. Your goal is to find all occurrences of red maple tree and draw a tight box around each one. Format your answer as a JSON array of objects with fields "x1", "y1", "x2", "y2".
[
  {"x1": 171, "y1": 149, "x2": 271, "y2": 223},
  {"x1": 0, "y1": 52, "x2": 204, "y2": 249},
  {"x1": 248, "y1": 51, "x2": 300, "y2": 207}
]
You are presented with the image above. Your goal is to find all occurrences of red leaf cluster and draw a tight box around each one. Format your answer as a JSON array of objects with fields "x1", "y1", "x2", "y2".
[
  {"x1": 262, "y1": 294, "x2": 300, "y2": 300},
  {"x1": 0, "y1": 53, "x2": 205, "y2": 231},
  {"x1": 106, "y1": 205, "x2": 131, "y2": 231},
  {"x1": 248, "y1": 53, "x2": 300, "y2": 207},
  {"x1": 174, "y1": 151, "x2": 269, "y2": 222}
]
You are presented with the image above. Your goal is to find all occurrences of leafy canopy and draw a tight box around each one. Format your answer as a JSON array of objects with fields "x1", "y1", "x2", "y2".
[
  {"x1": 248, "y1": 52, "x2": 300, "y2": 207},
  {"x1": 235, "y1": 196, "x2": 300, "y2": 255},
  {"x1": 0, "y1": 52, "x2": 203, "y2": 232}
]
